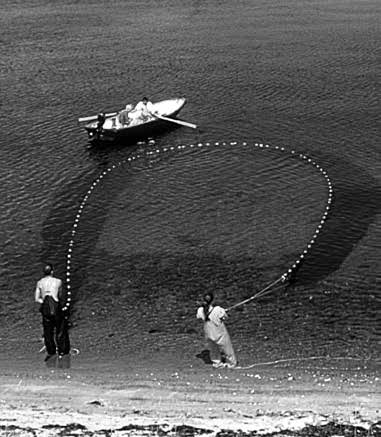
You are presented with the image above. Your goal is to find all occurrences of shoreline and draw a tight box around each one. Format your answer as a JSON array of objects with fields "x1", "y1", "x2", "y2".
[{"x1": 0, "y1": 352, "x2": 379, "y2": 436}]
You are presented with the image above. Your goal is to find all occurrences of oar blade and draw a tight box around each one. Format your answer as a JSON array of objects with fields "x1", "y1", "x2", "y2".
[{"x1": 78, "y1": 115, "x2": 97, "y2": 123}]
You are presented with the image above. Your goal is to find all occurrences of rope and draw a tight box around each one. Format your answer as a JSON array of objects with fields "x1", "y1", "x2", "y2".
[
  {"x1": 226, "y1": 276, "x2": 285, "y2": 312},
  {"x1": 235, "y1": 355, "x2": 369, "y2": 370}
]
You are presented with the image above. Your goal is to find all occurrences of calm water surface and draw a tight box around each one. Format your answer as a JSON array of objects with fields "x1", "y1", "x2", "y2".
[{"x1": 0, "y1": 0, "x2": 379, "y2": 365}]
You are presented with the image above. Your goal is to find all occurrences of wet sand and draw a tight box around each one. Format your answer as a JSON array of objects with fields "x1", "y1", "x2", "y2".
[
  {"x1": 1, "y1": 299, "x2": 379, "y2": 436},
  {"x1": 0, "y1": 347, "x2": 379, "y2": 436}
]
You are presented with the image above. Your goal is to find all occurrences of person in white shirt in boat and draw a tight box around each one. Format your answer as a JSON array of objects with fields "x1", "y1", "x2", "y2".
[
  {"x1": 128, "y1": 97, "x2": 156, "y2": 126},
  {"x1": 134, "y1": 96, "x2": 155, "y2": 119},
  {"x1": 35, "y1": 263, "x2": 70, "y2": 361},
  {"x1": 196, "y1": 292, "x2": 237, "y2": 368}
]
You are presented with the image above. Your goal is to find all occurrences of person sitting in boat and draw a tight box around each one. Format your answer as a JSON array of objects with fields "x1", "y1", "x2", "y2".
[
  {"x1": 128, "y1": 97, "x2": 156, "y2": 126},
  {"x1": 134, "y1": 97, "x2": 155, "y2": 121},
  {"x1": 118, "y1": 104, "x2": 133, "y2": 126},
  {"x1": 96, "y1": 112, "x2": 106, "y2": 132},
  {"x1": 135, "y1": 97, "x2": 154, "y2": 116}
]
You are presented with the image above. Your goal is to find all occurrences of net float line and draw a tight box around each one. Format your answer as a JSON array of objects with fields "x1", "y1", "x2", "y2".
[{"x1": 62, "y1": 141, "x2": 333, "y2": 313}]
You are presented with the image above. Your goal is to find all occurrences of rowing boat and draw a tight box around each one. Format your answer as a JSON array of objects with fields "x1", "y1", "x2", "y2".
[{"x1": 82, "y1": 98, "x2": 187, "y2": 145}]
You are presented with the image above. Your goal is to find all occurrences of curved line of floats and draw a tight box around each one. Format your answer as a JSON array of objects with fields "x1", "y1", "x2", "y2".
[{"x1": 62, "y1": 141, "x2": 333, "y2": 312}]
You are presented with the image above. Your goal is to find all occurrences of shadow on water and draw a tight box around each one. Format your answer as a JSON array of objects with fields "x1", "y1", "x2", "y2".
[
  {"x1": 40, "y1": 136, "x2": 183, "y2": 320},
  {"x1": 40, "y1": 168, "x2": 106, "y2": 266},
  {"x1": 289, "y1": 152, "x2": 381, "y2": 286},
  {"x1": 41, "y1": 144, "x2": 380, "y2": 321},
  {"x1": 39, "y1": 141, "x2": 144, "y2": 314},
  {"x1": 86, "y1": 122, "x2": 181, "y2": 149}
]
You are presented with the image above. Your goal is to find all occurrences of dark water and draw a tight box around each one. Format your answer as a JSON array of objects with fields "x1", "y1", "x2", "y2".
[{"x1": 0, "y1": 0, "x2": 380, "y2": 364}]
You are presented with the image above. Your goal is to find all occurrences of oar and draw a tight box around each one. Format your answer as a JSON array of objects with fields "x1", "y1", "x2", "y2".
[
  {"x1": 78, "y1": 112, "x2": 118, "y2": 123},
  {"x1": 152, "y1": 113, "x2": 197, "y2": 129}
]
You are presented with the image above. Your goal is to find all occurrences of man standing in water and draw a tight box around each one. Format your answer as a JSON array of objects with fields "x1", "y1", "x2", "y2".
[{"x1": 35, "y1": 263, "x2": 70, "y2": 361}]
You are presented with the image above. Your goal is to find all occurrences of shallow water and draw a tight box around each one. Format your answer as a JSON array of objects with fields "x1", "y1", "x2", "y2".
[{"x1": 0, "y1": 0, "x2": 380, "y2": 364}]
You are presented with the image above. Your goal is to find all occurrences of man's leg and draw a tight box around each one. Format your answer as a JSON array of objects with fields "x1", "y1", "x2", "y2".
[
  {"x1": 207, "y1": 339, "x2": 223, "y2": 367},
  {"x1": 42, "y1": 317, "x2": 56, "y2": 356},
  {"x1": 220, "y1": 333, "x2": 237, "y2": 367},
  {"x1": 56, "y1": 315, "x2": 70, "y2": 355}
]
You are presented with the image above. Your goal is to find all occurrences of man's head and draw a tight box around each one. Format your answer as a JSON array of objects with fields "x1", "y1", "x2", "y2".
[
  {"x1": 43, "y1": 263, "x2": 53, "y2": 276},
  {"x1": 142, "y1": 97, "x2": 149, "y2": 104},
  {"x1": 203, "y1": 292, "x2": 214, "y2": 305}
]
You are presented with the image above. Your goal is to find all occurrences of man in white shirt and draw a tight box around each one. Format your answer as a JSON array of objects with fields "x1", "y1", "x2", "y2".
[
  {"x1": 134, "y1": 97, "x2": 155, "y2": 120},
  {"x1": 35, "y1": 264, "x2": 70, "y2": 360},
  {"x1": 135, "y1": 96, "x2": 154, "y2": 113}
]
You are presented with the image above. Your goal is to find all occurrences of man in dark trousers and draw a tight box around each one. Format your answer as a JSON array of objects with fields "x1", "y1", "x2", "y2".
[{"x1": 35, "y1": 263, "x2": 70, "y2": 361}]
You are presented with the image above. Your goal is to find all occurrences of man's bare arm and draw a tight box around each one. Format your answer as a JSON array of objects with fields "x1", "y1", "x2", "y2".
[
  {"x1": 35, "y1": 283, "x2": 43, "y2": 304},
  {"x1": 58, "y1": 280, "x2": 63, "y2": 300}
]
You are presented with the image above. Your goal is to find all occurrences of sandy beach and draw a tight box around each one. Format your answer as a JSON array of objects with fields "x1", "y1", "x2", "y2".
[{"x1": 0, "y1": 344, "x2": 379, "y2": 436}]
